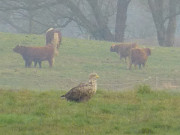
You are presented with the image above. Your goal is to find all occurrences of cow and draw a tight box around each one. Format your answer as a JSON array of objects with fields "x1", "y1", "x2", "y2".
[
  {"x1": 110, "y1": 43, "x2": 137, "y2": 62},
  {"x1": 129, "y1": 48, "x2": 151, "y2": 70},
  {"x1": 13, "y1": 44, "x2": 56, "y2": 68},
  {"x1": 46, "y1": 28, "x2": 62, "y2": 55}
]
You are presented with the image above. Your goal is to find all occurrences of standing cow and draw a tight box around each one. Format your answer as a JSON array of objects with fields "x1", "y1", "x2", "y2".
[
  {"x1": 129, "y1": 48, "x2": 151, "y2": 70},
  {"x1": 46, "y1": 28, "x2": 62, "y2": 55},
  {"x1": 13, "y1": 44, "x2": 56, "y2": 68},
  {"x1": 110, "y1": 43, "x2": 137, "y2": 62}
]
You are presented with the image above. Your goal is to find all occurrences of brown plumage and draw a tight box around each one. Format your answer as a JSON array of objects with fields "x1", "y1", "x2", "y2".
[
  {"x1": 129, "y1": 48, "x2": 151, "y2": 69},
  {"x1": 61, "y1": 73, "x2": 99, "y2": 102},
  {"x1": 13, "y1": 44, "x2": 56, "y2": 68},
  {"x1": 110, "y1": 43, "x2": 137, "y2": 62}
]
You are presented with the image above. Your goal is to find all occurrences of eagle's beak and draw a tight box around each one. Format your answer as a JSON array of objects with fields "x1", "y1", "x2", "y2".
[{"x1": 96, "y1": 75, "x2": 99, "y2": 78}]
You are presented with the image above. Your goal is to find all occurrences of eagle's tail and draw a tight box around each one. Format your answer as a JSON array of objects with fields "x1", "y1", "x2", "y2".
[{"x1": 61, "y1": 95, "x2": 66, "y2": 99}]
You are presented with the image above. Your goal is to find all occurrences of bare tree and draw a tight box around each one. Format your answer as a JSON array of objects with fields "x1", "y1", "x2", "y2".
[
  {"x1": 115, "y1": 0, "x2": 131, "y2": 42},
  {"x1": 56, "y1": 0, "x2": 133, "y2": 41},
  {"x1": 0, "y1": 0, "x2": 132, "y2": 42},
  {"x1": 0, "y1": 0, "x2": 64, "y2": 33},
  {"x1": 56, "y1": 0, "x2": 115, "y2": 41},
  {"x1": 148, "y1": 0, "x2": 180, "y2": 46}
]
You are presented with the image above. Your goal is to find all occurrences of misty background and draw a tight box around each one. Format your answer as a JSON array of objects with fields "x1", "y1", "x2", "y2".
[{"x1": 0, "y1": 0, "x2": 180, "y2": 46}]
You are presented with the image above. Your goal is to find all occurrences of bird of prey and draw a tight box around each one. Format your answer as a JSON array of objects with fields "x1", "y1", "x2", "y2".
[{"x1": 61, "y1": 73, "x2": 99, "y2": 102}]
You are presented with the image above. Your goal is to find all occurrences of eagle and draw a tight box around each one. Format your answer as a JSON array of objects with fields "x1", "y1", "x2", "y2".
[{"x1": 61, "y1": 73, "x2": 99, "y2": 102}]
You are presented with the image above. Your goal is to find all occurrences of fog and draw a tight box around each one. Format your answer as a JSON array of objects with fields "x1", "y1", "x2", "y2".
[{"x1": 0, "y1": 0, "x2": 180, "y2": 46}]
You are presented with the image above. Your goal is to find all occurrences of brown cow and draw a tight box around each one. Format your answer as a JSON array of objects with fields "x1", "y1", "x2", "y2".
[
  {"x1": 129, "y1": 48, "x2": 151, "y2": 70},
  {"x1": 13, "y1": 44, "x2": 56, "y2": 68},
  {"x1": 110, "y1": 43, "x2": 137, "y2": 62},
  {"x1": 46, "y1": 28, "x2": 62, "y2": 50}
]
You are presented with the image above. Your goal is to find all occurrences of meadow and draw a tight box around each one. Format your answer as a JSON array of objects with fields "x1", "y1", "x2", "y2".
[
  {"x1": 0, "y1": 87, "x2": 180, "y2": 135},
  {"x1": 0, "y1": 32, "x2": 180, "y2": 91},
  {"x1": 0, "y1": 32, "x2": 180, "y2": 134}
]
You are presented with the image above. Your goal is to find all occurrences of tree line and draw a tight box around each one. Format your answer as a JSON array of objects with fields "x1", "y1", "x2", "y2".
[{"x1": 0, "y1": 0, "x2": 180, "y2": 46}]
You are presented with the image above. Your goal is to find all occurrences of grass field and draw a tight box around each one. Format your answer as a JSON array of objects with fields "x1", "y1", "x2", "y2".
[
  {"x1": 0, "y1": 32, "x2": 180, "y2": 134},
  {"x1": 0, "y1": 32, "x2": 180, "y2": 90},
  {"x1": 0, "y1": 87, "x2": 180, "y2": 135}
]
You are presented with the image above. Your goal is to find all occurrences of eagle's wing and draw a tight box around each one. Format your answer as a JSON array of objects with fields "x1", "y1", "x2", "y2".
[{"x1": 62, "y1": 82, "x2": 93, "y2": 102}]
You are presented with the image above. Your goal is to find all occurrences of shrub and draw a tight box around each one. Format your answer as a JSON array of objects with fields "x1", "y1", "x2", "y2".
[
  {"x1": 138, "y1": 127, "x2": 154, "y2": 134},
  {"x1": 135, "y1": 84, "x2": 152, "y2": 94}
]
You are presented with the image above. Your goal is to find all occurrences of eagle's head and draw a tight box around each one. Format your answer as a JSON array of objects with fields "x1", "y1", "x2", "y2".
[
  {"x1": 89, "y1": 73, "x2": 99, "y2": 93},
  {"x1": 89, "y1": 73, "x2": 99, "y2": 81}
]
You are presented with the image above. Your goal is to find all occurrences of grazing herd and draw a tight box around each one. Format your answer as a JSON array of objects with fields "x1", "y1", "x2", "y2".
[
  {"x1": 13, "y1": 28, "x2": 151, "y2": 70},
  {"x1": 13, "y1": 29, "x2": 151, "y2": 70},
  {"x1": 110, "y1": 43, "x2": 151, "y2": 69}
]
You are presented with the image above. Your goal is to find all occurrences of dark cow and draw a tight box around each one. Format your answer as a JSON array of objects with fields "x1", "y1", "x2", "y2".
[{"x1": 13, "y1": 44, "x2": 56, "y2": 68}]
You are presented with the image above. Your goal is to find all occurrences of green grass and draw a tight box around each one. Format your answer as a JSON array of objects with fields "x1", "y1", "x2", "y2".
[
  {"x1": 0, "y1": 32, "x2": 180, "y2": 134},
  {"x1": 0, "y1": 32, "x2": 180, "y2": 90},
  {"x1": 0, "y1": 88, "x2": 180, "y2": 135}
]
